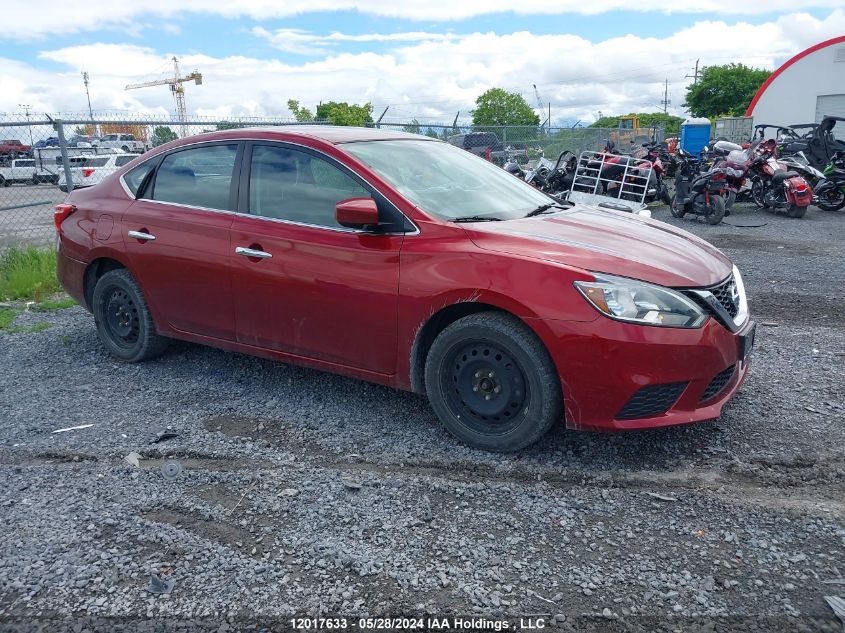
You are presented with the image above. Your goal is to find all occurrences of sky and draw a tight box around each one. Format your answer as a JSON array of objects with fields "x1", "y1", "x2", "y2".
[{"x1": 1, "y1": 1, "x2": 844, "y2": 126}]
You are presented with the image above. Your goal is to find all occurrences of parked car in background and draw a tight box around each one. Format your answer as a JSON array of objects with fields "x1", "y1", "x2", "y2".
[
  {"x1": 56, "y1": 126, "x2": 754, "y2": 452},
  {"x1": 447, "y1": 132, "x2": 506, "y2": 164},
  {"x1": 0, "y1": 158, "x2": 59, "y2": 186},
  {"x1": 32, "y1": 137, "x2": 60, "y2": 150},
  {"x1": 93, "y1": 134, "x2": 147, "y2": 154},
  {"x1": 67, "y1": 135, "x2": 95, "y2": 148},
  {"x1": 58, "y1": 153, "x2": 137, "y2": 192},
  {"x1": 0, "y1": 139, "x2": 31, "y2": 159}
]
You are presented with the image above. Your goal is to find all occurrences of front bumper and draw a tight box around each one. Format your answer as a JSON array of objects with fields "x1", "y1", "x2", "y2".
[{"x1": 542, "y1": 315, "x2": 754, "y2": 431}]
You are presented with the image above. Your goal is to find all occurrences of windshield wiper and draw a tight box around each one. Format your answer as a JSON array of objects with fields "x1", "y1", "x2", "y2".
[
  {"x1": 524, "y1": 202, "x2": 569, "y2": 218},
  {"x1": 451, "y1": 215, "x2": 504, "y2": 223}
]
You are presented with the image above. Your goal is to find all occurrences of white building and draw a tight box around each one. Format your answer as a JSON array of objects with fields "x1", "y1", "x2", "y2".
[{"x1": 746, "y1": 35, "x2": 845, "y2": 127}]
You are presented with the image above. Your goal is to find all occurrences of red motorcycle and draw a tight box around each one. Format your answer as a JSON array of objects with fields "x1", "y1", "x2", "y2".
[{"x1": 748, "y1": 138, "x2": 813, "y2": 218}]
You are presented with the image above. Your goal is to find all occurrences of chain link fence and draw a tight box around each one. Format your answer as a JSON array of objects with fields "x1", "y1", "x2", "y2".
[{"x1": 0, "y1": 112, "x2": 662, "y2": 249}]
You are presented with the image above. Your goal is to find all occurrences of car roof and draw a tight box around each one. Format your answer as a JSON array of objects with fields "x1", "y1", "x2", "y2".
[{"x1": 203, "y1": 125, "x2": 437, "y2": 145}]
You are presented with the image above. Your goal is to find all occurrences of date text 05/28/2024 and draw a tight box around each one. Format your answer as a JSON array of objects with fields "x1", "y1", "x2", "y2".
[{"x1": 289, "y1": 617, "x2": 549, "y2": 630}]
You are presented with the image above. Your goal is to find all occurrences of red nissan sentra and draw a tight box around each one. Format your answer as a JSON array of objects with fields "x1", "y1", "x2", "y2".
[{"x1": 55, "y1": 127, "x2": 755, "y2": 451}]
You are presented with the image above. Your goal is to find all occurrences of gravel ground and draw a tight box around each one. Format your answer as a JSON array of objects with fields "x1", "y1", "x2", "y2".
[{"x1": 0, "y1": 202, "x2": 843, "y2": 632}]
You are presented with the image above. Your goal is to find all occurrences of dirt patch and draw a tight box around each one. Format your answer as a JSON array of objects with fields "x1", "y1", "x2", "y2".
[
  {"x1": 143, "y1": 508, "x2": 270, "y2": 558},
  {"x1": 747, "y1": 291, "x2": 845, "y2": 326},
  {"x1": 707, "y1": 232, "x2": 829, "y2": 255}
]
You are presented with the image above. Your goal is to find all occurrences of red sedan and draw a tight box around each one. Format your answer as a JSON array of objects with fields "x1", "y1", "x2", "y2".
[{"x1": 55, "y1": 126, "x2": 755, "y2": 451}]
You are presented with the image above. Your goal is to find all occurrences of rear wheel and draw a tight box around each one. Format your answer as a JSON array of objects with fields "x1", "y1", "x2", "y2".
[
  {"x1": 787, "y1": 203, "x2": 807, "y2": 218},
  {"x1": 0, "y1": 177, "x2": 7, "y2": 188},
  {"x1": 660, "y1": 181, "x2": 672, "y2": 205},
  {"x1": 424, "y1": 312, "x2": 562, "y2": 452},
  {"x1": 706, "y1": 195, "x2": 726, "y2": 225},
  {"x1": 669, "y1": 194, "x2": 687, "y2": 218},
  {"x1": 92, "y1": 269, "x2": 168, "y2": 362}
]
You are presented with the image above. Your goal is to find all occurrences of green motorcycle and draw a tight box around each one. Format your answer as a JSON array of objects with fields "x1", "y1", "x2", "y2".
[{"x1": 814, "y1": 152, "x2": 845, "y2": 212}]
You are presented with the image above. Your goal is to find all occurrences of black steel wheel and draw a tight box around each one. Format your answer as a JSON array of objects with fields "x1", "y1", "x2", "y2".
[
  {"x1": 92, "y1": 269, "x2": 168, "y2": 362},
  {"x1": 424, "y1": 312, "x2": 562, "y2": 452}
]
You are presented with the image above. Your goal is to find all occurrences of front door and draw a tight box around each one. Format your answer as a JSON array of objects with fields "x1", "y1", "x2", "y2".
[
  {"x1": 123, "y1": 142, "x2": 240, "y2": 341},
  {"x1": 230, "y1": 142, "x2": 404, "y2": 374}
]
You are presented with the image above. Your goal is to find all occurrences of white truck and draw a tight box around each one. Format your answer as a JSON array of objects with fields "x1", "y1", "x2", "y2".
[
  {"x1": 93, "y1": 133, "x2": 148, "y2": 154},
  {"x1": 0, "y1": 158, "x2": 60, "y2": 186}
]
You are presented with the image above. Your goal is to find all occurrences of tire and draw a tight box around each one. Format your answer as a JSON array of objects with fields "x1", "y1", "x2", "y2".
[
  {"x1": 121, "y1": 145, "x2": 129, "y2": 152},
  {"x1": 706, "y1": 195, "x2": 726, "y2": 225},
  {"x1": 424, "y1": 312, "x2": 562, "y2": 452},
  {"x1": 92, "y1": 269, "x2": 168, "y2": 362},
  {"x1": 0, "y1": 177, "x2": 7, "y2": 188},
  {"x1": 787, "y1": 203, "x2": 807, "y2": 218},
  {"x1": 816, "y1": 188, "x2": 845, "y2": 212},
  {"x1": 669, "y1": 194, "x2": 686, "y2": 218},
  {"x1": 751, "y1": 179, "x2": 768, "y2": 208}
]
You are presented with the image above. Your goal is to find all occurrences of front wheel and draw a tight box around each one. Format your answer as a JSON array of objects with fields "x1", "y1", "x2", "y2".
[
  {"x1": 816, "y1": 188, "x2": 845, "y2": 212},
  {"x1": 706, "y1": 195, "x2": 726, "y2": 225},
  {"x1": 787, "y1": 203, "x2": 807, "y2": 218},
  {"x1": 660, "y1": 181, "x2": 672, "y2": 205},
  {"x1": 751, "y1": 179, "x2": 768, "y2": 208},
  {"x1": 670, "y1": 194, "x2": 687, "y2": 218},
  {"x1": 424, "y1": 312, "x2": 562, "y2": 452},
  {"x1": 92, "y1": 269, "x2": 168, "y2": 362}
]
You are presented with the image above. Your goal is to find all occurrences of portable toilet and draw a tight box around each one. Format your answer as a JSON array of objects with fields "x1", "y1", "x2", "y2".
[{"x1": 680, "y1": 117, "x2": 712, "y2": 156}]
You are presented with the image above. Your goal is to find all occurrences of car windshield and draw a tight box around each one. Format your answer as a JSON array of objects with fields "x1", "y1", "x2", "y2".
[{"x1": 343, "y1": 139, "x2": 553, "y2": 220}]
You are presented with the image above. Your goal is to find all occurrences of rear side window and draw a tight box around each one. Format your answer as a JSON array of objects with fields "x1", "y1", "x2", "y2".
[
  {"x1": 115, "y1": 155, "x2": 135, "y2": 167},
  {"x1": 152, "y1": 144, "x2": 238, "y2": 210},
  {"x1": 16, "y1": 160, "x2": 35, "y2": 168},
  {"x1": 124, "y1": 161, "x2": 155, "y2": 196},
  {"x1": 85, "y1": 158, "x2": 109, "y2": 167}
]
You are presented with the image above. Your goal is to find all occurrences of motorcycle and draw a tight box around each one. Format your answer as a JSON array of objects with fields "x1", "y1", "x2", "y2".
[
  {"x1": 813, "y1": 151, "x2": 845, "y2": 211},
  {"x1": 707, "y1": 141, "x2": 753, "y2": 208},
  {"x1": 629, "y1": 140, "x2": 673, "y2": 202},
  {"x1": 747, "y1": 139, "x2": 813, "y2": 218},
  {"x1": 671, "y1": 149, "x2": 729, "y2": 225},
  {"x1": 505, "y1": 150, "x2": 576, "y2": 199}
]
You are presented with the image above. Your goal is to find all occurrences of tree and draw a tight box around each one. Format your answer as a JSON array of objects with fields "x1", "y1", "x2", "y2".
[
  {"x1": 471, "y1": 88, "x2": 540, "y2": 127},
  {"x1": 287, "y1": 99, "x2": 313, "y2": 122},
  {"x1": 215, "y1": 121, "x2": 243, "y2": 130},
  {"x1": 425, "y1": 128, "x2": 440, "y2": 139},
  {"x1": 685, "y1": 63, "x2": 771, "y2": 119},
  {"x1": 590, "y1": 112, "x2": 684, "y2": 135},
  {"x1": 151, "y1": 126, "x2": 178, "y2": 147},
  {"x1": 316, "y1": 101, "x2": 374, "y2": 126},
  {"x1": 402, "y1": 119, "x2": 422, "y2": 135}
]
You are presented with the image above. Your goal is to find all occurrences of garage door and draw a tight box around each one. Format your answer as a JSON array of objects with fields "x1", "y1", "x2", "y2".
[{"x1": 815, "y1": 94, "x2": 845, "y2": 122}]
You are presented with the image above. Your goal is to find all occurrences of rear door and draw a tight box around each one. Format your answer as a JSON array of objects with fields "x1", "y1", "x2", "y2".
[
  {"x1": 122, "y1": 142, "x2": 241, "y2": 341},
  {"x1": 229, "y1": 142, "x2": 406, "y2": 374}
]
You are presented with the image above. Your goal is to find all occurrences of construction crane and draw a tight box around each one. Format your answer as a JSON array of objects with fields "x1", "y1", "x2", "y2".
[{"x1": 125, "y1": 56, "x2": 202, "y2": 138}]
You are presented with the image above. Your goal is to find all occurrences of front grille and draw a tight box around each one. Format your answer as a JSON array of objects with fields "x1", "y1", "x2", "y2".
[
  {"x1": 700, "y1": 365, "x2": 736, "y2": 403},
  {"x1": 615, "y1": 382, "x2": 688, "y2": 420},
  {"x1": 684, "y1": 274, "x2": 739, "y2": 326},
  {"x1": 709, "y1": 275, "x2": 739, "y2": 318}
]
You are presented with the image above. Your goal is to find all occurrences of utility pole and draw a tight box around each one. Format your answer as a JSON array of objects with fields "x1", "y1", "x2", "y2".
[
  {"x1": 660, "y1": 79, "x2": 671, "y2": 114},
  {"x1": 18, "y1": 104, "x2": 34, "y2": 148},
  {"x1": 685, "y1": 59, "x2": 700, "y2": 84},
  {"x1": 548, "y1": 102, "x2": 551, "y2": 134}
]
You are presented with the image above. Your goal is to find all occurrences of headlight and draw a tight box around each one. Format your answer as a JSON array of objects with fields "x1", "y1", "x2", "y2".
[{"x1": 575, "y1": 274, "x2": 706, "y2": 328}]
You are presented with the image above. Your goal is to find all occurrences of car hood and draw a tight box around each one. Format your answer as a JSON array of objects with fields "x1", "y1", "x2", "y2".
[{"x1": 464, "y1": 205, "x2": 732, "y2": 287}]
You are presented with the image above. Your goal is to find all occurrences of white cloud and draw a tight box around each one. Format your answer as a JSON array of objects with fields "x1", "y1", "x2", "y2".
[
  {"x1": 3, "y1": 0, "x2": 845, "y2": 40},
  {"x1": 2, "y1": 11, "x2": 844, "y2": 126},
  {"x1": 251, "y1": 27, "x2": 455, "y2": 55}
]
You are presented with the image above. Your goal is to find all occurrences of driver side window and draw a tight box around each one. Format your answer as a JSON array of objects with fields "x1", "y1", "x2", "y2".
[{"x1": 248, "y1": 145, "x2": 372, "y2": 228}]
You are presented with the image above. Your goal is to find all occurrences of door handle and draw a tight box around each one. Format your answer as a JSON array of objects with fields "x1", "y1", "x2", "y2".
[
  {"x1": 128, "y1": 230, "x2": 155, "y2": 241},
  {"x1": 235, "y1": 246, "x2": 272, "y2": 259}
]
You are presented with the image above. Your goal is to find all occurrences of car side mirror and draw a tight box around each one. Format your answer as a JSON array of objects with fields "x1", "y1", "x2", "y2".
[{"x1": 336, "y1": 197, "x2": 380, "y2": 230}]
